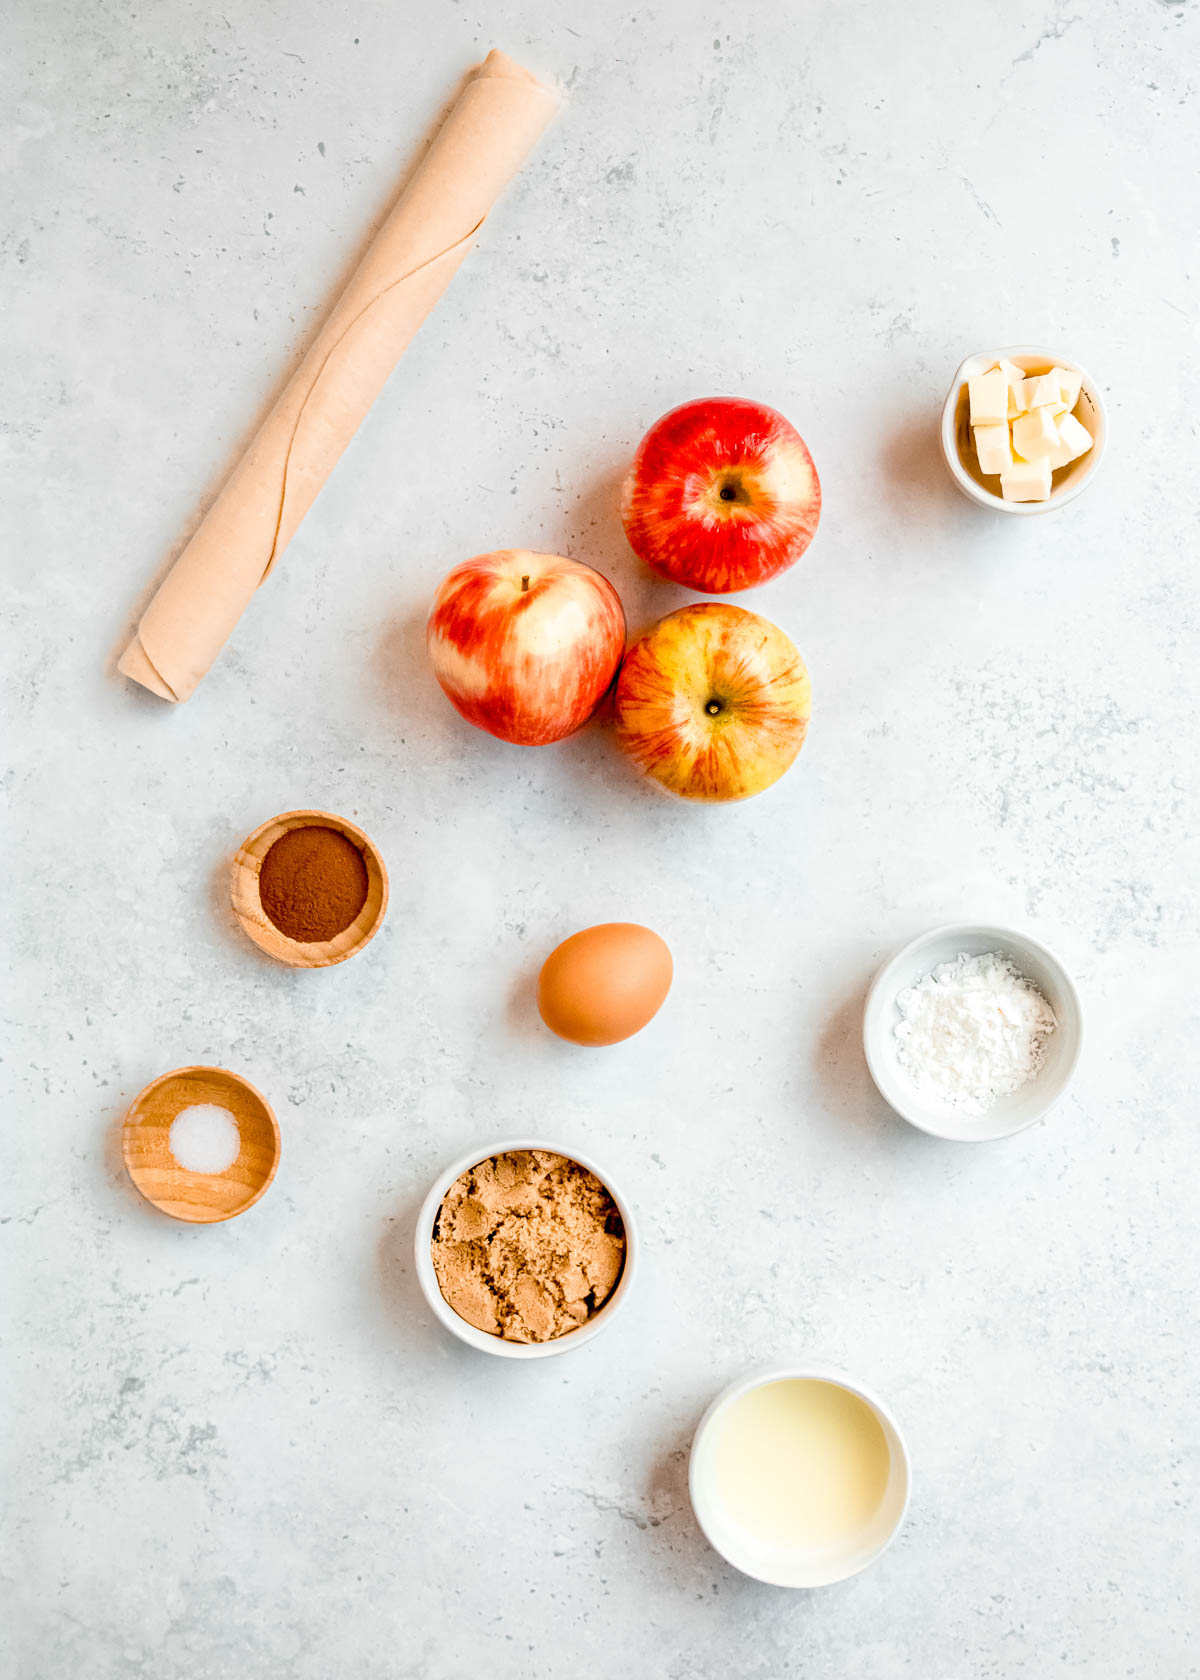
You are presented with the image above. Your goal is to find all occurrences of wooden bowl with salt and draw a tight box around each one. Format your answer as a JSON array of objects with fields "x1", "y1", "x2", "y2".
[
  {"x1": 231, "y1": 809, "x2": 389, "y2": 969},
  {"x1": 122, "y1": 1065, "x2": 281, "y2": 1224}
]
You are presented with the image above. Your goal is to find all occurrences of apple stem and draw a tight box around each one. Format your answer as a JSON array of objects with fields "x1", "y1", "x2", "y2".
[
  {"x1": 520, "y1": 575, "x2": 530, "y2": 592},
  {"x1": 706, "y1": 700, "x2": 722, "y2": 716}
]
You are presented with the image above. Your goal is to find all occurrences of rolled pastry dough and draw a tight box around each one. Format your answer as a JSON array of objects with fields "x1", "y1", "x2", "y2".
[{"x1": 119, "y1": 49, "x2": 558, "y2": 702}]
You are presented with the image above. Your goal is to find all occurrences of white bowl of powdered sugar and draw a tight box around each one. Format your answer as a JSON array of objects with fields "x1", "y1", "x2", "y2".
[{"x1": 862, "y1": 924, "x2": 1083, "y2": 1142}]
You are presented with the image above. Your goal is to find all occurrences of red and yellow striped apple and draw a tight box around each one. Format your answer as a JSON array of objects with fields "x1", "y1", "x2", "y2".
[
  {"x1": 614, "y1": 602, "x2": 811, "y2": 801},
  {"x1": 427, "y1": 549, "x2": 625, "y2": 745},
  {"x1": 621, "y1": 397, "x2": 821, "y2": 594}
]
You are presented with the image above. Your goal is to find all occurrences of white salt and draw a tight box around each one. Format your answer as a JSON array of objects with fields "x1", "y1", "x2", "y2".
[{"x1": 168, "y1": 1104, "x2": 241, "y2": 1174}]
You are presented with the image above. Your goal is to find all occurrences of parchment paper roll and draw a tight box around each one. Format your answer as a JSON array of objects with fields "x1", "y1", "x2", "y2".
[{"x1": 119, "y1": 49, "x2": 558, "y2": 702}]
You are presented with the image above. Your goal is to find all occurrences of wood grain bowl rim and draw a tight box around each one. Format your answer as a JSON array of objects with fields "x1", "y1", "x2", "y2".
[
  {"x1": 230, "y1": 808, "x2": 389, "y2": 969},
  {"x1": 121, "y1": 1063, "x2": 282, "y2": 1224}
]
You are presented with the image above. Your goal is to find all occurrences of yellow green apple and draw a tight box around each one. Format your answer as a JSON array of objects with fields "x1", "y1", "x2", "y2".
[{"x1": 614, "y1": 602, "x2": 811, "y2": 801}]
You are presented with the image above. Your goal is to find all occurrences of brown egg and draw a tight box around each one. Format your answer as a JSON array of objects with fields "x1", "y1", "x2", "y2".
[{"x1": 537, "y1": 923, "x2": 673, "y2": 1047}]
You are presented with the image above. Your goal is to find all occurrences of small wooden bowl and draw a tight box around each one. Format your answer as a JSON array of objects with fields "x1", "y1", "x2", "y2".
[
  {"x1": 122, "y1": 1065, "x2": 281, "y2": 1224},
  {"x1": 230, "y1": 809, "x2": 389, "y2": 969}
]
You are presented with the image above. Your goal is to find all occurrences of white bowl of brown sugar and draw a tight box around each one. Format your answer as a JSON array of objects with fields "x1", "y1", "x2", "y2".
[{"x1": 414, "y1": 1139, "x2": 638, "y2": 1359}]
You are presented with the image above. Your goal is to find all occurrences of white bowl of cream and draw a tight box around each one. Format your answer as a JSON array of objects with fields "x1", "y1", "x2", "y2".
[
  {"x1": 689, "y1": 1367, "x2": 911, "y2": 1588},
  {"x1": 863, "y1": 923, "x2": 1084, "y2": 1142}
]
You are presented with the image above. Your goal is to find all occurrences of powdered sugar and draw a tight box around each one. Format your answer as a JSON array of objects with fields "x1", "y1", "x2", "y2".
[{"x1": 893, "y1": 951, "x2": 1057, "y2": 1115}]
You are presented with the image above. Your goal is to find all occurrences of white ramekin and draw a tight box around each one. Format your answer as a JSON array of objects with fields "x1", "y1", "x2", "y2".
[
  {"x1": 863, "y1": 922, "x2": 1084, "y2": 1142},
  {"x1": 689, "y1": 1365, "x2": 912, "y2": 1588},
  {"x1": 413, "y1": 1137, "x2": 638, "y2": 1359},
  {"x1": 940, "y1": 345, "x2": 1107, "y2": 515}
]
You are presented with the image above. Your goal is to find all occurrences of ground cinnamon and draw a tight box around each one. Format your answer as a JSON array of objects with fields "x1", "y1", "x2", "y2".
[{"x1": 257, "y1": 825, "x2": 369, "y2": 943}]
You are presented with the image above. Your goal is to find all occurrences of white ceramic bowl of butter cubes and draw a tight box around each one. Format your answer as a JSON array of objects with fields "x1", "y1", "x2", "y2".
[
  {"x1": 863, "y1": 923, "x2": 1083, "y2": 1141},
  {"x1": 940, "y1": 345, "x2": 1107, "y2": 514}
]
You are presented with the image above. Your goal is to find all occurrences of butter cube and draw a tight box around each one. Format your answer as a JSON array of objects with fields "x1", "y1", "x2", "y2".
[
  {"x1": 1012, "y1": 406, "x2": 1060, "y2": 460},
  {"x1": 1043, "y1": 429, "x2": 1072, "y2": 471},
  {"x1": 1055, "y1": 411, "x2": 1093, "y2": 463},
  {"x1": 995, "y1": 357, "x2": 1025, "y2": 384},
  {"x1": 973, "y1": 422, "x2": 1013, "y2": 476},
  {"x1": 968, "y1": 370, "x2": 1009, "y2": 427},
  {"x1": 1007, "y1": 380, "x2": 1027, "y2": 419},
  {"x1": 1024, "y1": 373, "x2": 1063, "y2": 410},
  {"x1": 1053, "y1": 366, "x2": 1083, "y2": 412},
  {"x1": 1000, "y1": 457, "x2": 1052, "y2": 502}
]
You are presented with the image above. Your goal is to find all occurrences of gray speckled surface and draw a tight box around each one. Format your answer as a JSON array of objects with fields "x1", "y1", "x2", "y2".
[{"x1": 3, "y1": 1, "x2": 1199, "y2": 1675}]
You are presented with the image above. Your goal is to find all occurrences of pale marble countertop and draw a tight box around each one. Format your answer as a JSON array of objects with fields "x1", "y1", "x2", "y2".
[{"x1": 4, "y1": 1, "x2": 1199, "y2": 1676}]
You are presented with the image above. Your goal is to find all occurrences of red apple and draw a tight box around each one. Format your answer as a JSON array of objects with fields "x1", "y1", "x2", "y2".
[
  {"x1": 427, "y1": 549, "x2": 626, "y2": 745},
  {"x1": 621, "y1": 397, "x2": 821, "y2": 593},
  {"x1": 614, "y1": 602, "x2": 811, "y2": 801}
]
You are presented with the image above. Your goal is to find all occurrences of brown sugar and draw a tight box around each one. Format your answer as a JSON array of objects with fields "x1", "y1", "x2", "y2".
[{"x1": 431, "y1": 1150, "x2": 626, "y2": 1344}]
